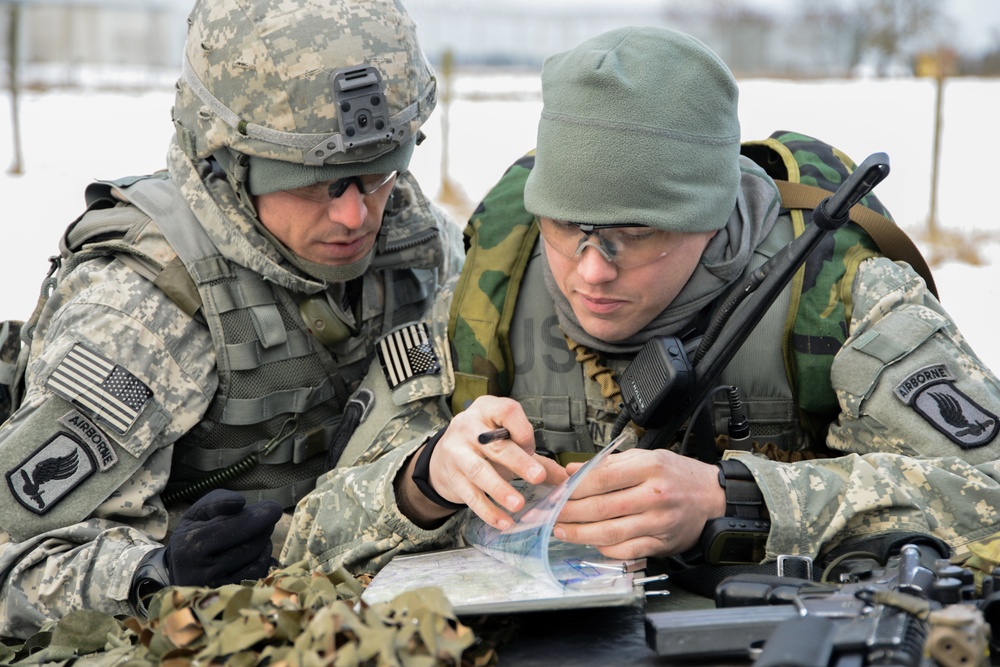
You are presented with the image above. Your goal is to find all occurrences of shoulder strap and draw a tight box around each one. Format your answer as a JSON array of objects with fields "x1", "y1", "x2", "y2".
[
  {"x1": 774, "y1": 179, "x2": 937, "y2": 298},
  {"x1": 448, "y1": 152, "x2": 539, "y2": 414},
  {"x1": 742, "y1": 132, "x2": 937, "y2": 299},
  {"x1": 115, "y1": 176, "x2": 221, "y2": 293},
  {"x1": 80, "y1": 174, "x2": 205, "y2": 317}
]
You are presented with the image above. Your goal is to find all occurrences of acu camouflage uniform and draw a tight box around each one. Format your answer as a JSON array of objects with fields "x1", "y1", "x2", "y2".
[
  {"x1": 283, "y1": 134, "x2": 1000, "y2": 580},
  {"x1": 0, "y1": 0, "x2": 463, "y2": 640}
]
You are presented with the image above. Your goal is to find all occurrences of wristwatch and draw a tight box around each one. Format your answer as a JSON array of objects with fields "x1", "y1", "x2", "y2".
[{"x1": 699, "y1": 459, "x2": 770, "y2": 565}]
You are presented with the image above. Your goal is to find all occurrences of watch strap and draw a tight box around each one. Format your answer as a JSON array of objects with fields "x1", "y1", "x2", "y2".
[
  {"x1": 411, "y1": 428, "x2": 466, "y2": 511},
  {"x1": 716, "y1": 459, "x2": 767, "y2": 520}
]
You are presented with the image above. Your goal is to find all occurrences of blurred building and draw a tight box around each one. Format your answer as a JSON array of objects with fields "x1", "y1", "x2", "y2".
[
  {"x1": 0, "y1": 0, "x2": 992, "y2": 89},
  {"x1": 405, "y1": 0, "x2": 860, "y2": 78},
  {"x1": 0, "y1": 0, "x2": 184, "y2": 89}
]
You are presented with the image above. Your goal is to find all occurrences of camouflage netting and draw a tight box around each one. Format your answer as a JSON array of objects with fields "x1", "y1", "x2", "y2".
[{"x1": 0, "y1": 562, "x2": 496, "y2": 667}]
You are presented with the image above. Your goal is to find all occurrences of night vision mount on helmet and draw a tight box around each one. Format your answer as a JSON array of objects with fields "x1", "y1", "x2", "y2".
[{"x1": 171, "y1": 0, "x2": 437, "y2": 168}]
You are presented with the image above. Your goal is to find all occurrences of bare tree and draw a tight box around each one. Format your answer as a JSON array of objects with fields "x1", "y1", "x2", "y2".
[
  {"x1": 798, "y1": 3, "x2": 862, "y2": 77},
  {"x1": 699, "y1": 0, "x2": 777, "y2": 77},
  {"x1": 859, "y1": 0, "x2": 950, "y2": 76},
  {"x1": 958, "y1": 31, "x2": 1000, "y2": 75}
]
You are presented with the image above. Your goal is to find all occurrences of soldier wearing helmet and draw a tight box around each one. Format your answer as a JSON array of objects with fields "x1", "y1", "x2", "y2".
[{"x1": 0, "y1": 0, "x2": 461, "y2": 637}]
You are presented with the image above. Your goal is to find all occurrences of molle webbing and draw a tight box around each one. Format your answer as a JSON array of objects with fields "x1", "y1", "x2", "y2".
[
  {"x1": 119, "y1": 178, "x2": 346, "y2": 423},
  {"x1": 115, "y1": 177, "x2": 348, "y2": 509}
]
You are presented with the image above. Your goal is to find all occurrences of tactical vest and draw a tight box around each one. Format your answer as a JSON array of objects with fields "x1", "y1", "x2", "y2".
[
  {"x1": 450, "y1": 131, "x2": 936, "y2": 453},
  {"x1": 23, "y1": 173, "x2": 443, "y2": 509},
  {"x1": 507, "y1": 212, "x2": 801, "y2": 454}
]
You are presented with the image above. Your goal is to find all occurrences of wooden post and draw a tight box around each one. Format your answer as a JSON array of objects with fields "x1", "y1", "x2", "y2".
[
  {"x1": 6, "y1": 2, "x2": 23, "y2": 175},
  {"x1": 914, "y1": 47, "x2": 977, "y2": 267},
  {"x1": 434, "y1": 49, "x2": 472, "y2": 217},
  {"x1": 441, "y1": 50, "x2": 452, "y2": 184},
  {"x1": 918, "y1": 48, "x2": 956, "y2": 241},
  {"x1": 927, "y1": 64, "x2": 944, "y2": 238}
]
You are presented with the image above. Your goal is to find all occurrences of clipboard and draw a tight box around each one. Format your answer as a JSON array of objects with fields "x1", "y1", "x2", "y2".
[
  {"x1": 362, "y1": 436, "x2": 648, "y2": 614},
  {"x1": 361, "y1": 544, "x2": 644, "y2": 615}
]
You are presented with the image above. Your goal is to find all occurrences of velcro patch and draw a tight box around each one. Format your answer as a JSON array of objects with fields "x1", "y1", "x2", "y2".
[
  {"x1": 57, "y1": 410, "x2": 118, "y2": 471},
  {"x1": 6, "y1": 433, "x2": 96, "y2": 514},
  {"x1": 895, "y1": 364, "x2": 999, "y2": 449},
  {"x1": 45, "y1": 343, "x2": 151, "y2": 435},
  {"x1": 377, "y1": 323, "x2": 441, "y2": 390}
]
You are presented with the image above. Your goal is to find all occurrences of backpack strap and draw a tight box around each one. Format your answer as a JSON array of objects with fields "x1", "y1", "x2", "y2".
[
  {"x1": 448, "y1": 152, "x2": 539, "y2": 415},
  {"x1": 773, "y1": 179, "x2": 938, "y2": 298},
  {"x1": 112, "y1": 177, "x2": 217, "y2": 314}
]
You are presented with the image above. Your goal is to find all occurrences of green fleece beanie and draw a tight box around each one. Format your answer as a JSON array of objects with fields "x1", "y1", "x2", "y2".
[
  {"x1": 247, "y1": 137, "x2": 416, "y2": 195},
  {"x1": 524, "y1": 26, "x2": 741, "y2": 232}
]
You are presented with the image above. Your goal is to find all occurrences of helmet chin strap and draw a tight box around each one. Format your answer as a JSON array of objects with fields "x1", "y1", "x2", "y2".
[
  {"x1": 254, "y1": 213, "x2": 377, "y2": 347},
  {"x1": 288, "y1": 245, "x2": 376, "y2": 284},
  {"x1": 211, "y1": 148, "x2": 256, "y2": 218},
  {"x1": 251, "y1": 211, "x2": 377, "y2": 284}
]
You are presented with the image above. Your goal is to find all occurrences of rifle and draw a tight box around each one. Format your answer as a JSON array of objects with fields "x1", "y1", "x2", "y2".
[{"x1": 644, "y1": 542, "x2": 995, "y2": 667}]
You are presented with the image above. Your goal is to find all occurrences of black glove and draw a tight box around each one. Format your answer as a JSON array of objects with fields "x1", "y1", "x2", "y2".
[{"x1": 165, "y1": 488, "x2": 283, "y2": 587}]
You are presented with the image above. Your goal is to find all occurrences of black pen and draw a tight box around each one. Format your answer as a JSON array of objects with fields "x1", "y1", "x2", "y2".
[{"x1": 477, "y1": 427, "x2": 510, "y2": 444}]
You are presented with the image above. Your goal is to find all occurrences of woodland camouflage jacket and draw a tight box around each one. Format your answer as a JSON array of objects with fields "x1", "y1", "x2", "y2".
[{"x1": 282, "y1": 146, "x2": 1000, "y2": 584}]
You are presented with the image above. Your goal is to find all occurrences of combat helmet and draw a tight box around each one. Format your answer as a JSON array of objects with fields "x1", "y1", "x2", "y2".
[{"x1": 172, "y1": 0, "x2": 436, "y2": 186}]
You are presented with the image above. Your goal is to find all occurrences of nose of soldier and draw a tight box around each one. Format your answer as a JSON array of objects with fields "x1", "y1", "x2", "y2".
[
  {"x1": 325, "y1": 182, "x2": 369, "y2": 231},
  {"x1": 575, "y1": 240, "x2": 620, "y2": 284}
]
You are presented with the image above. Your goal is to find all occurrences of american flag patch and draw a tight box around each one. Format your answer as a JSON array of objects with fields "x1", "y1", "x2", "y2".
[
  {"x1": 376, "y1": 323, "x2": 441, "y2": 390},
  {"x1": 45, "y1": 344, "x2": 152, "y2": 435}
]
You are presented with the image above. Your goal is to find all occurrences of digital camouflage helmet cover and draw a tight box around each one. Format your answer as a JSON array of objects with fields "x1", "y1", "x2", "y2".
[{"x1": 172, "y1": 0, "x2": 437, "y2": 170}]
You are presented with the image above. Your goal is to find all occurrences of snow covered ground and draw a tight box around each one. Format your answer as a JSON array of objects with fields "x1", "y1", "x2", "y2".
[{"x1": 2, "y1": 74, "x2": 999, "y2": 370}]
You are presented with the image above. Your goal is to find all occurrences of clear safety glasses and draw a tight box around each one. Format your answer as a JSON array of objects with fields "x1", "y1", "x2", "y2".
[
  {"x1": 286, "y1": 171, "x2": 398, "y2": 202},
  {"x1": 537, "y1": 217, "x2": 685, "y2": 269}
]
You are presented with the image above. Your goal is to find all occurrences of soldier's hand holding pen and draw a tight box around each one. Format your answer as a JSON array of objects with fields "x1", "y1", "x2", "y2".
[{"x1": 395, "y1": 395, "x2": 568, "y2": 530}]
